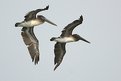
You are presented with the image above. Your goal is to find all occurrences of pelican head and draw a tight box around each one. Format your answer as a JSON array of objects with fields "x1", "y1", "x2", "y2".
[
  {"x1": 37, "y1": 15, "x2": 57, "y2": 26},
  {"x1": 73, "y1": 34, "x2": 90, "y2": 43}
]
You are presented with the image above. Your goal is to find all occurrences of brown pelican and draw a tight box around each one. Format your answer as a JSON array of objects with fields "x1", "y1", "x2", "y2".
[
  {"x1": 15, "y1": 6, "x2": 57, "y2": 27},
  {"x1": 50, "y1": 15, "x2": 90, "y2": 70},
  {"x1": 15, "y1": 5, "x2": 57, "y2": 64}
]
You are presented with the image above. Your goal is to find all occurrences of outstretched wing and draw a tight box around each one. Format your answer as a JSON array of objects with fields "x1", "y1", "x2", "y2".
[
  {"x1": 54, "y1": 42, "x2": 66, "y2": 70},
  {"x1": 61, "y1": 15, "x2": 83, "y2": 37},
  {"x1": 24, "y1": 5, "x2": 49, "y2": 21},
  {"x1": 21, "y1": 27, "x2": 39, "y2": 64}
]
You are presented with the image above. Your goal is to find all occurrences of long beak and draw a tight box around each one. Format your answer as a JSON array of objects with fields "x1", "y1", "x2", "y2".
[
  {"x1": 80, "y1": 37, "x2": 90, "y2": 44},
  {"x1": 44, "y1": 17, "x2": 57, "y2": 26}
]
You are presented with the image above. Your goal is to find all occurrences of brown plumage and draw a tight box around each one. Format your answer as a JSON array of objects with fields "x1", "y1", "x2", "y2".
[
  {"x1": 50, "y1": 15, "x2": 90, "y2": 70},
  {"x1": 21, "y1": 27, "x2": 39, "y2": 64},
  {"x1": 16, "y1": 6, "x2": 52, "y2": 64}
]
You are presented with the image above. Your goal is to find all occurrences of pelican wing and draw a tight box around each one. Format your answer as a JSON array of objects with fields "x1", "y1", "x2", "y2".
[
  {"x1": 54, "y1": 42, "x2": 66, "y2": 70},
  {"x1": 61, "y1": 15, "x2": 83, "y2": 37},
  {"x1": 21, "y1": 27, "x2": 39, "y2": 64},
  {"x1": 24, "y1": 5, "x2": 49, "y2": 21}
]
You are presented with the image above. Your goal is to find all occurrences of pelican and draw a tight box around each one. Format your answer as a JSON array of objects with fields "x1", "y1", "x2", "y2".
[
  {"x1": 15, "y1": 5, "x2": 57, "y2": 64},
  {"x1": 15, "y1": 6, "x2": 57, "y2": 27},
  {"x1": 50, "y1": 15, "x2": 90, "y2": 70}
]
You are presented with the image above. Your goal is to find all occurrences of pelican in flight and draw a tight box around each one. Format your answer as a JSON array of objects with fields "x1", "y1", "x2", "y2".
[
  {"x1": 15, "y1": 5, "x2": 57, "y2": 64},
  {"x1": 50, "y1": 15, "x2": 90, "y2": 70}
]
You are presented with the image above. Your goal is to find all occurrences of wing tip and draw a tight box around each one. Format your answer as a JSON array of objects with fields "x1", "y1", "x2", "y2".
[
  {"x1": 46, "y1": 5, "x2": 49, "y2": 10},
  {"x1": 53, "y1": 59, "x2": 63, "y2": 71},
  {"x1": 34, "y1": 57, "x2": 39, "y2": 65},
  {"x1": 31, "y1": 54, "x2": 39, "y2": 65},
  {"x1": 54, "y1": 63, "x2": 60, "y2": 71},
  {"x1": 79, "y1": 15, "x2": 83, "y2": 22}
]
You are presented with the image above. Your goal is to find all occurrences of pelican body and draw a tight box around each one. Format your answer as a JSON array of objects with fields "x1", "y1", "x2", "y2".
[{"x1": 15, "y1": 15, "x2": 57, "y2": 27}]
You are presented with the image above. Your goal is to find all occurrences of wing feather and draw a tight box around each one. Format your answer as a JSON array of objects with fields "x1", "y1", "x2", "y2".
[
  {"x1": 24, "y1": 5, "x2": 49, "y2": 21},
  {"x1": 61, "y1": 15, "x2": 83, "y2": 37},
  {"x1": 54, "y1": 42, "x2": 66, "y2": 70},
  {"x1": 21, "y1": 27, "x2": 39, "y2": 64}
]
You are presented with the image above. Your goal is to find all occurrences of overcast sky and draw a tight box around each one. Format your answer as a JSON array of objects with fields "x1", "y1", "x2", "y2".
[{"x1": 0, "y1": 0, "x2": 121, "y2": 81}]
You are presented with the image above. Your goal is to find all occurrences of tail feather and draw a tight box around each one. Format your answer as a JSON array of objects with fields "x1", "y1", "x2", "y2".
[
  {"x1": 15, "y1": 23, "x2": 20, "y2": 27},
  {"x1": 50, "y1": 37, "x2": 56, "y2": 41}
]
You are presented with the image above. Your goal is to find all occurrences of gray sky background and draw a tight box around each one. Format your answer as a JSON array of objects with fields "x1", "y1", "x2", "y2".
[{"x1": 0, "y1": 0, "x2": 121, "y2": 81}]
